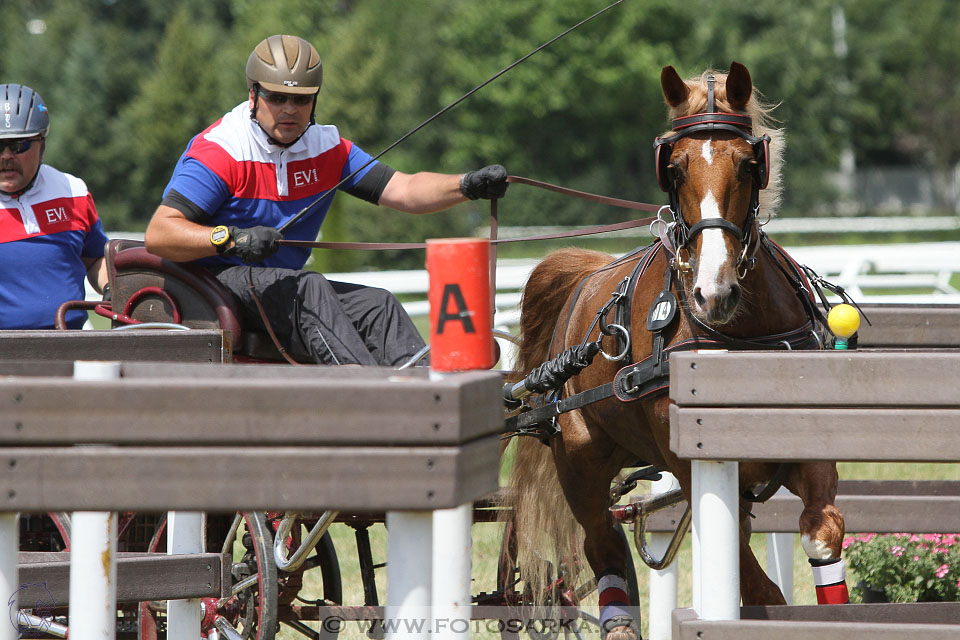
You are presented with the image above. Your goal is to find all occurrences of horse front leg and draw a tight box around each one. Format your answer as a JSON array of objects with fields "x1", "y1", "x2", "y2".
[
  {"x1": 738, "y1": 500, "x2": 788, "y2": 605},
  {"x1": 785, "y1": 462, "x2": 849, "y2": 604},
  {"x1": 552, "y1": 412, "x2": 640, "y2": 640}
]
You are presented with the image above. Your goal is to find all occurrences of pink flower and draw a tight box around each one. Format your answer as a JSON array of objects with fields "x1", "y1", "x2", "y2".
[{"x1": 936, "y1": 564, "x2": 950, "y2": 578}]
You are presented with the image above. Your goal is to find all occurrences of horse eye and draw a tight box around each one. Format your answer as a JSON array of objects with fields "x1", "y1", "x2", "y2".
[
  {"x1": 668, "y1": 163, "x2": 685, "y2": 187},
  {"x1": 738, "y1": 157, "x2": 757, "y2": 182}
]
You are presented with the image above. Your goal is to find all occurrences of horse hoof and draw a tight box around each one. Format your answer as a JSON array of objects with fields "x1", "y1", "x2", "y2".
[{"x1": 602, "y1": 616, "x2": 641, "y2": 640}]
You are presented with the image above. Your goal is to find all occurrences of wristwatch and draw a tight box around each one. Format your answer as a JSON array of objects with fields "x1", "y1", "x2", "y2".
[{"x1": 210, "y1": 225, "x2": 231, "y2": 254}]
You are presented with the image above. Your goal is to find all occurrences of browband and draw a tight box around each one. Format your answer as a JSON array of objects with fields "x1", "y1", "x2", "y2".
[{"x1": 671, "y1": 112, "x2": 753, "y2": 131}]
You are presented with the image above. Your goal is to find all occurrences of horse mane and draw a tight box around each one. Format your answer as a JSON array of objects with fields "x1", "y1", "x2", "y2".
[{"x1": 664, "y1": 68, "x2": 785, "y2": 217}]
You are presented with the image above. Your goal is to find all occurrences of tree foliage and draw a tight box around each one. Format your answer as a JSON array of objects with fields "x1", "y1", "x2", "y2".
[{"x1": 2, "y1": 0, "x2": 957, "y2": 268}]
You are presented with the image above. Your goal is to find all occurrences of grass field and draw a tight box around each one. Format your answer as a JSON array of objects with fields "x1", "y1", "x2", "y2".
[{"x1": 271, "y1": 460, "x2": 960, "y2": 639}]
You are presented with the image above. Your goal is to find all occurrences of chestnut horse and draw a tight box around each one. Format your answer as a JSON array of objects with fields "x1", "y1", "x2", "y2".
[{"x1": 507, "y1": 62, "x2": 846, "y2": 639}]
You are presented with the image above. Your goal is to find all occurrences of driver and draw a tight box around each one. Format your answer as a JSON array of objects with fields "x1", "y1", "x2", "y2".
[
  {"x1": 0, "y1": 83, "x2": 108, "y2": 329},
  {"x1": 145, "y1": 34, "x2": 507, "y2": 365}
]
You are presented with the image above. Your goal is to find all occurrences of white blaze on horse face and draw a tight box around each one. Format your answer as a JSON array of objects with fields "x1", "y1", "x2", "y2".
[
  {"x1": 694, "y1": 190, "x2": 730, "y2": 299},
  {"x1": 701, "y1": 140, "x2": 714, "y2": 165}
]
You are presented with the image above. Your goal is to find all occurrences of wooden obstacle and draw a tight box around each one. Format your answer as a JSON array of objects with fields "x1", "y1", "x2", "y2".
[
  {"x1": 668, "y1": 348, "x2": 960, "y2": 637},
  {"x1": 0, "y1": 362, "x2": 502, "y2": 512}
]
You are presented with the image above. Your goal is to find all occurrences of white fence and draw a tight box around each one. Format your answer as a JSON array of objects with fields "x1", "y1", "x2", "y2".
[
  {"x1": 87, "y1": 240, "x2": 960, "y2": 327},
  {"x1": 321, "y1": 241, "x2": 960, "y2": 327}
]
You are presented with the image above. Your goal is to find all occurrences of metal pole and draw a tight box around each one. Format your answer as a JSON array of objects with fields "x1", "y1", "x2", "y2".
[
  {"x1": 432, "y1": 504, "x2": 472, "y2": 639},
  {"x1": 647, "y1": 473, "x2": 679, "y2": 640},
  {"x1": 70, "y1": 361, "x2": 121, "y2": 640},
  {"x1": 386, "y1": 512, "x2": 433, "y2": 639},
  {"x1": 0, "y1": 513, "x2": 19, "y2": 640},
  {"x1": 766, "y1": 533, "x2": 794, "y2": 605},
  {"x1": 167, "y1": 512, "x2": 205, "y2": 638},
  {"x1": 692, "y1": 460, "x2": 740, "y2": 621}
]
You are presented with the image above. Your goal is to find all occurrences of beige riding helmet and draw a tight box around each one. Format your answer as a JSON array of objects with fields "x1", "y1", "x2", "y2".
[{"x1": 246, "y1": 35, "x2": 322, "y2": 95}]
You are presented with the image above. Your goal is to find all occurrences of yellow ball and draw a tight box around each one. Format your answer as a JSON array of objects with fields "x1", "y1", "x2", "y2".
[{"x1": 828, "y1": 303, "x2": 860, "y2": 338}]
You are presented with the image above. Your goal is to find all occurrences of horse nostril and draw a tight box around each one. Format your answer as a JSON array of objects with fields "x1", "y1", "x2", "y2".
[{"x1": 693, "y1": 287, "x2": 707, "y2": 308}]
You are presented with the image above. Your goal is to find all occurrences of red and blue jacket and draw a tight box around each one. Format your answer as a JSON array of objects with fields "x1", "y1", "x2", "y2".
[
  {"x1": 162, "y1": 103, "x2": 386, "y2": 271},
  {"x1": 0, "y1": 165, "x2": 107, "y2": 329}
]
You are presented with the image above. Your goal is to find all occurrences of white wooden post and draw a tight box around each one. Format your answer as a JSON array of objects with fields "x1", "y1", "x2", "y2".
[
  {"x1": 167, "y1": 512, "x2": 205, "y2": 638},
  {"x1": 0, "y1": 513, "x2": 19, "y2": 640},
  {"x1": 691, "y1": 460, "x2": 740, "y2": 621},
  {"x1": 647, "y1": 472, "x2": 679, "y2": 640},
  {"x1": 386, "y1": 512, "x2": 433, "y2": 639},
  {"x1": 432, "y1": 504, "x2": 472, "y2": 638},
  {"x1": 70, "y1": 511, "x2": 119, "y2": 639},
  {"x1": 70, "y1": 361, "x2": 120, "y2": 640},
  {"x1": 766, "y1": 532, "x2": 794, "y2": 604}
]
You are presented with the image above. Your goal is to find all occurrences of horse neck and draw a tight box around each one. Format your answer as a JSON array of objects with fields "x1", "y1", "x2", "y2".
[{"x1": 731, "y1": 245, "x2": 810, "y2": 337}]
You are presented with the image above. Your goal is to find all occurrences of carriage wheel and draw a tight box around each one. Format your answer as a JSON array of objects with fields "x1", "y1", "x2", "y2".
[
  {"x1": 495, "y1": 518, "x2": 639, "y2": 640},
  {"x1": 137, "y1": 512, "x2": 279, "y2": 640},
  {"x1": 271, "y1": 515, "x2": 342, "y2": 639}
]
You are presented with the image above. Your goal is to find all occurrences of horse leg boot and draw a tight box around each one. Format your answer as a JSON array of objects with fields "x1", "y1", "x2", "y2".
[{"x1": 786, "y1": 462, "x2": 849, "y2": 604}]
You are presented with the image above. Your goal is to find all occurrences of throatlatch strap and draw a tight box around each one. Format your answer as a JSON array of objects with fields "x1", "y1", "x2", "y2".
[{"x1": 810, "y1": 557, "x2": 849, "y2": 605}]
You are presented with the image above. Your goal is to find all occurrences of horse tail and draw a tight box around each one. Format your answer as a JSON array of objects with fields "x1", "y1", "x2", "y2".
[{"x1": 506, "y1": 248, "x2": 615, "y2": 605}]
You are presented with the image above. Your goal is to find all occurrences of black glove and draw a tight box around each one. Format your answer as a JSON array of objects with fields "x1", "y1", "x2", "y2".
[
  {"x1": 101, "y1": 283, "x2": 111, "y2": 303},
  {"x1": 460, "y1": 164, "x2": 508, "y2": 200},
  {"x1": 222, "y1": 226, "x2": 283, "y2": 263}
]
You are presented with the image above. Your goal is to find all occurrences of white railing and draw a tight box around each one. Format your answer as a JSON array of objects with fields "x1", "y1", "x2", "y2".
[{"x1": 88, "y1": 241, "x2": 960, "y2": 327}]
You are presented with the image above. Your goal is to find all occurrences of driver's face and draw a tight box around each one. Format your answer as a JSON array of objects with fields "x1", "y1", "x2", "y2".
[{"x1": 249, "y1": 87, "x2": 315, "y2": 145}]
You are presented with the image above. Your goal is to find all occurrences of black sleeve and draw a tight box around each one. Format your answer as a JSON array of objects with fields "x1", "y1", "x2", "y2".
[
  {"x1": 342, "y1": 162, "x2": 397, "y2": 205},
  {"x1": 161, "y1": 189, "x2": 212, "y2": 224}
]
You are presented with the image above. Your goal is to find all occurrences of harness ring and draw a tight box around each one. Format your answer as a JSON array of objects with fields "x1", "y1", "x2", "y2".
[{"x1": 599, "y1": 323, "x2": 631, "y2": 361}]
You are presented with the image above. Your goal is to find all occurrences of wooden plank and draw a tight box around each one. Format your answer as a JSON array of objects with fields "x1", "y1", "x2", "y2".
[
  {"x1": 17, "y1": 552, "x2": 228, "y2": 604},
  {"x1": 669, "y1": 351, "x2": 960, "y2": 407},
  {"x1": 0, "y1": 330, "x2": 226, "y2": 363},
  {"x1": 641, "y1": 493, "x2": 960, "y2": 533},
  {"x1": 741, "y1": 602, "x2": 960, "y2": 624},
  {"x1": 669, "y1": 405, "x2": 960, "y2": 461},
  {"x1": 0, "y1": 369, "x2": 504, "y2": 446},
  {"x1": 673, "y1": 607, "x2": 960, "y2": 640},
  {"x1": 1, "y1": 437, "x2": 501, "y2": 511},
  {"x1": 854, "y1": 304, "x2": 960, "y2": 348}
]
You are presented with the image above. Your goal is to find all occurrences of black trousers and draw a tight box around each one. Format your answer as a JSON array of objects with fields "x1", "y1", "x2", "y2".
[{"x1": 214, "y1": 266, "x2": 426, "y2": 366}]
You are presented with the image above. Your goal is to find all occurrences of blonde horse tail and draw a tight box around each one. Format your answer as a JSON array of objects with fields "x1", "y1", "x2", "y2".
[{"x1": 504, "y1": 247, "x2": 615, "y2": 604}]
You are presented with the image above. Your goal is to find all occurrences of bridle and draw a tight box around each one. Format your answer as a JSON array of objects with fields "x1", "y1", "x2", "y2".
[{"x1": 653, "y1": 75, "x2": 771, "y2": 277}]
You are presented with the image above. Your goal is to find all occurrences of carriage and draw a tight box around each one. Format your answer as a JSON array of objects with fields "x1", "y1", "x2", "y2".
[{"x1": 13, "y1": 61, "x2": 858, "y2": 640}]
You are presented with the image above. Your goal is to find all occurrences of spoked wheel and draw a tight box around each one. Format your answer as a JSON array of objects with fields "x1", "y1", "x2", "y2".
[
  {"x1": 138, "y1": 512, "x2": 279, "y2": 640},
  {"x1": 269, "y1": 513, "x2": 342, "y2": 639},
  {"x1": 496, "y1": 517, "x2": 639, "y2": 640}
]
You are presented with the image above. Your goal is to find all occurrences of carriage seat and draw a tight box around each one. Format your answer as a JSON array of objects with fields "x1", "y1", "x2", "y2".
[{"x1": 104, "y1": 239, "x2": 313, "y2": 363}]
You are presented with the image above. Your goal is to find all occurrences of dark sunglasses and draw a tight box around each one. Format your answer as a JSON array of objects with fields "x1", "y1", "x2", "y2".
[
  {"x1": 0, "y1": 138, "x2": 39, "y2": 154},
  {"x1": 256, "y1": 88, "x2": 314, "y2": 107}
]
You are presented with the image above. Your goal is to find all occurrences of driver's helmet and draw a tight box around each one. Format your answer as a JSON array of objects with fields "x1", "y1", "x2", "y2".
[
  {"x1": 0, "y1": 84, "x2": 50, "y2": 139},
  {"x1": 246, "y1": 35, "x2": 322, "y2": 95}
]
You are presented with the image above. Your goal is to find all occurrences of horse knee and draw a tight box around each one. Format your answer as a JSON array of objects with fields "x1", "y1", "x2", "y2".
[{"x1": 799, "y1": 503, "x2": 845, "y2": 560}]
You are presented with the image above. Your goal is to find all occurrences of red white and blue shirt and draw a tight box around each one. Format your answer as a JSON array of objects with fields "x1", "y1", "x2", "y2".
[
  {"x1": 162, "y1": 102, "x2": 391, "y2": 270},
  {"x1": 0, "y1": 165, "x2": 108, "y2": 329}
]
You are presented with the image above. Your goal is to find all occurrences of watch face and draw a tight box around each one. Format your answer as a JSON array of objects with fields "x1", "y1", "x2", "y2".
[{"x1": 211, "y1": 226, "x2": 229, "y2": 245}]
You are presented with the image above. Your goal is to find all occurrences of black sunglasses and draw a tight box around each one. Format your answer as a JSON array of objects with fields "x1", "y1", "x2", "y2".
[
  {"x1": 0, "y1": 138, "x2": 39, "y2": 154},
  {"x1": 256, "y1": 88, "x2": 314, "y2": 107}
]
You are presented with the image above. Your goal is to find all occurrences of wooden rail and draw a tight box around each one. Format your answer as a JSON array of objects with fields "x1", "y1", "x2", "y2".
[
  {"x1": 668, "y1": 348, "x2": 960, "y2": 637},
  {"x1": 0, "y1": 363, "x2": 503, "y2": 512}
]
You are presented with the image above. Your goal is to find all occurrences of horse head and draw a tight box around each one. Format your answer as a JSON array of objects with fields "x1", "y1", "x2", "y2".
[{"x1": 656, "y1": 61, "x2": 781, "y2": 325}]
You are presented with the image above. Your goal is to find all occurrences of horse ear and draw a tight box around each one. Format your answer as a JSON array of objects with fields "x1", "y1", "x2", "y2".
[
  {"x1": 661, "y1": 66, "x2": 690, "y2": 107},
  {"x1": 726, "y1": 61, "x2": 753, "y2": 111}
]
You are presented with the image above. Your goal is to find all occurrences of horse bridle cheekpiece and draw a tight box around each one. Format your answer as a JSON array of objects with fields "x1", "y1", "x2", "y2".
[{"x1": 653, "y1": 75, "x2": 771, "y2": 267}]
